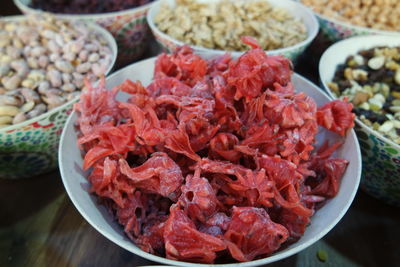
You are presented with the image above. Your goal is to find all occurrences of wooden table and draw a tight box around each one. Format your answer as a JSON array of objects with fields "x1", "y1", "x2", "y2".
[{"x1": 1, "y1": 1, "x2": 400, "y2": 266}]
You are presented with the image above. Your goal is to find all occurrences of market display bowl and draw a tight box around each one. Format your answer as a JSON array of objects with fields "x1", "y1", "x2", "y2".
[
  {"x1": 14, "y1": 0, "x2": 154, "y2": 66},
  {"x1": 319, "y1": 35, "x2": 400, "y2": 206},
  {"x1": 147, "y1": 0, "x2": 319, "y2": 62},
  {"x1": 299, "y1": 0, "x2": 400, "y2": 41},
  {"x1": 59, "y1": 57, "x2": 361, "y2": 266},
  {"x1": 0, "y1": 16, "x2": 117, "y2": 179}
]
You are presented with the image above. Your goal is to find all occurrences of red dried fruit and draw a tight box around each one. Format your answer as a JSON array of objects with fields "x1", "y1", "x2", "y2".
[
  {"x1": 317, "y1": 99, "x2": 355, "y2": 136},
  {"x1": 75, "y1": 44, "x2": 354, "y2": 264},
  {"x1": 164, "y1": 205, "x2": 226, "y2": 263},
  {"x1": 225, "y1": 207, "x2": 289, "y2": 262}
]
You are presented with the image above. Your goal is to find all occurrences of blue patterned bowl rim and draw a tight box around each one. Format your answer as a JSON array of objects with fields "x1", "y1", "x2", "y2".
[
  {"x1": 0, "y1": 15, "x2": 118, "y2": 134},
  {"x1": 147, "y1": 0, "x2": 319, "y2": 57},
  {"x1": 14, "y1": 0, "x2": 155, "y2": 18},
  {"x1": 319, "y1": 34, "x2": 400, "y2": 151}
]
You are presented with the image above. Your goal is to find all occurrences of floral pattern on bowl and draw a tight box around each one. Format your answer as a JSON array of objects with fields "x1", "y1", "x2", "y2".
[
  {"x1": 356, "y1": 126, "x2": 400, "y2": 206},
  {"x1": 0, "y1": 106, "x2": 72, "y2": 179}
]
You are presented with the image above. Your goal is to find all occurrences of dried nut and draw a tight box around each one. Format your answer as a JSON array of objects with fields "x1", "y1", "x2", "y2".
[
  {"x1": 395, "y1": 69, "x2": 400, "y2": 85},
  {"x1": 11, "y1": 60, "x2": 29, "y2": 77},
  {"x1": 393, "y1": 120, "x2": 400, "y2": 129},
  {"x1": 359, "y1": 102, "x2": 370, "y2": 110},
  {"x1": 3, "y1": 75, "x2": 22, "y2": 90},
  {"x1": 46, "y1": 88, "x2": 63, "y2": 96},
  {"x1": 76, "y1": 62, "x2": 91, "y2": 73},
  {"x1": 392, "y1": 91, "x2": 400, "y2": 99},
  {"x1": 38, "y1": 81, "x2": 50, "y2": 95},
  {"x1": 61, "y1": 83, "x2": 76, "y2": 92},
  {"x1": 352, "y1": 69, "x2": 368, "y2": 81},
  {"x1": 12, "y1": 112, "x2": 27, "y2": 124},
  {"x1": 27, "y1": 103, "x2": 46, "y2": 119},
  {"x1": 28, "y1": 70, "x2": 45, "y2": 82},
  {"x1": 0, "y1": 115, "x2": 12, "y2": 125},
  {"x1": 38, "y1": 55, "x2": 49, "y2": 68},
  {"x1": 31, "y1": 46, "x2": 46, "y2": 57},
  {"x1": 379, "y1": 121, "x2": 394, "y2": 133},
  {"x1": 20, "y1": 101, "x2": 35, "y2": 113},
  {"x1": 0, "y1": 105, "x2": 20, "y2": 116},
  {"x1": 79, "y1": 50, "x2": 88, "y2": 61},
  {"x1": 55, "y1": 60, "x2": 73, "y2": 73},
  {"x1": 47, "y1": 69, "x2": 62, "y2": 87},
  {"x1": 344, "y1": 68, "x2": 353, "y2": 80},
  {"x1": 21, "y1": 79, "x2": 36, "y2": 89},
  {"x1": 390, "y1": 106, "x2": 400, "y2": 113},
  {"x1": 49, "y1": 53, "x2": 60, "y2": 62},
  {"x1": 353, "y1": 55, "x2": 364, "y2": 65},
  {"x1": 0, "y1": 63, "x2": 10, "y2": 77},
  {"x1": 21, "y1": 88, "x2": 40, "y2": 103},
  {"x1": 88, "y1": 53, "x2": 100, "y2": 62},
  {"x1": 62, "y1": 73, "x2": 72, "y2": 84},
  {"x1": 392, "y1": 99, "x2": 400, "y2": 106},
  {"x1": 368, "y1": 56, "x2": 385, "y2": 70},
  {"x1": 353, "y1": 91, "x2": 369, "y2": 105},
  {"x1": 27, "y1": 57, "x2": 39, "y2": 69}
]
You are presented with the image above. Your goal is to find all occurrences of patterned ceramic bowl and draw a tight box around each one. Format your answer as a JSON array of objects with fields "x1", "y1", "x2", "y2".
[
  {"x1": 319, "y1": 35, "x2": 400, "y2": 206},
  {"x1": 299, "y1": 0, "x2": 399, "y2": 41},
  {"x1": 14, "y1": 0, "x2": 154, "y2": 66},
  {"x1": 147, "y1": 0, "x2": 319, "y2": 62},
  {"x1": 0, "y1": 16, "x2": 117, "y2": 179}
]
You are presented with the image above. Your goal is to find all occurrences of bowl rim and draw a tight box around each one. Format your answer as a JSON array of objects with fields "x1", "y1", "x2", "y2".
[
  {"x1": 146, "y1": 0, "x2": 320, "y2": 56},
  {"x1": 319, "y1": 34, "x2": 400, "y2": 150},
  {"x1": 14, "y1": 0, "x2": 155, "y2": 18},
  {"x1": 59, "y1": 56, "x2": 361, "y2": 267},
  {"x1": 298, "y1": 0, "x2": 400, "y2": 36},
  {"x1": 0, "y1": 15, "x2": 118, "y2": 134}
]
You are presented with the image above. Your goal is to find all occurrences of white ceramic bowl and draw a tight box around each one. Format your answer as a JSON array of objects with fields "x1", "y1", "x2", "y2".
[
  {"x1": 59, "y1": 57, "x2": 361, "y2": 266},
  {"x1": 14, "y1": 0, "x2": 154, "y2": 65},
  {"x1": 0, "y1": 15, "x2": 117, "y2": 179},
  {"x1": 147, "y1": 0, "x2": 319, "y2": 62},
  {"x1": 298, "y1": 0, "x2": 399, "y2": 41},
  {"x1": 319, "y1": 35, "x2": 400, "y2": 206}
]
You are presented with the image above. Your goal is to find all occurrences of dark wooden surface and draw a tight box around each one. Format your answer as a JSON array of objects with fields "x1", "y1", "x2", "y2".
[{"x1": 1, "y1": 1, "x2": 400, "y2": 267}]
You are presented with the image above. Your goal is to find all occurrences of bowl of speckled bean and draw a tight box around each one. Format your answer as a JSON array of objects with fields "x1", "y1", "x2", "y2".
[
  {"x1": 0, "y1": 15, "x2": 117, "y2": 179},
  {"x1": 320, "y1": 34, "x2": 400, "y2": 206},
  {"x1": 14, "y1": 0, "x2": 154, "y2": 66}
]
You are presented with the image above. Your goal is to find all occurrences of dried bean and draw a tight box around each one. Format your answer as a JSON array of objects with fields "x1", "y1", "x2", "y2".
[
  {"x1": 0, "y1": 105, "x2": 19, "y2": 116},
  {"x1": 12, "y1": 113, "x2": 27, "y2": 124}
]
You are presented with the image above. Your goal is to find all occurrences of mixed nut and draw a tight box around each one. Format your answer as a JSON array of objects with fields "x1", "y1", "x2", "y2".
[
  {"x1": 0, "y1": 15, "x2": 113, "y2": 128},
  {"x1": 303, "y1": 0, "x2": 400, "y2": 32},
  {"x1": 328, "y1": 46, "x2": 400, "y2": 144},
  {"x1": 30, "y1": 0, "x2": 152, "y2": 14},
  {"x1": 155, "y1": 0, "x2": 307, "y2": 51}
]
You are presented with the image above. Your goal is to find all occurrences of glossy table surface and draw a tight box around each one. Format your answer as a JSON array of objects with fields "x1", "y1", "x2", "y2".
[{"x1": 1, "y1": 1, "x2": 400, "y2": 267}]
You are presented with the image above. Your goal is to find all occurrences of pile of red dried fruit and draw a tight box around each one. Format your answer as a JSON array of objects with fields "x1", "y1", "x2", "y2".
[{"x1": 75, "y1": 38, "x2": 355, "y2": 263}]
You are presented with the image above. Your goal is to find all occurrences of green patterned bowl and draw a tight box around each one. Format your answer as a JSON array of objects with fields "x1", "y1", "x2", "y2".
[
  {"x1": 147, "y1": 0, "x2": 319, "y2": 62},
  {"x1": 14, "y1": 0, "x2": 154, "y2": 66},
  {"x1": 298, "y1": 0, "x2": 399, "y2": 42},
  {"x1": 319, "y1": 35, "x2": 400, "y2": 206},
  {"x1": 0, "y1": 17, "x2": 117, "y2": 179}
]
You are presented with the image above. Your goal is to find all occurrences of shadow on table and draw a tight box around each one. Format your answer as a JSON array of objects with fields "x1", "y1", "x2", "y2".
[
  {"x1": 0, "y1": 171, "x2": 64, "y2": 227},
  {"x1": 324, "y1": 191, "x2": 400, "y2": 267}
]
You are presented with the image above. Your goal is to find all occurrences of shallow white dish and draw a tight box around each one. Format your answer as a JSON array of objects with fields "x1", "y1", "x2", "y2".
[
  {"x1": 59, "y1": 57, "x2": 361, "y2": 266},
  {"x1": 147, "y1": 0, "x2": 319, "y2": 62}
]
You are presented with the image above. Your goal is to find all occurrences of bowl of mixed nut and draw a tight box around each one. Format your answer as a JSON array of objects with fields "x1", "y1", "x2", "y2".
[
  {"x1": 14, "y1": 0, "x2": 154, "y2": 66},
  {"x1": 147, "y1": 0, "x2": 319, "y2": 62},
  {"x1": 0, "y1": 15, "x2": 117, "y2": 179},
  {"x1": 301, "y1": 0, "x2": 400, "y2": 41},
  {"x1": 320, "y1": 35, "x2": 400, "y2": 206}
]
